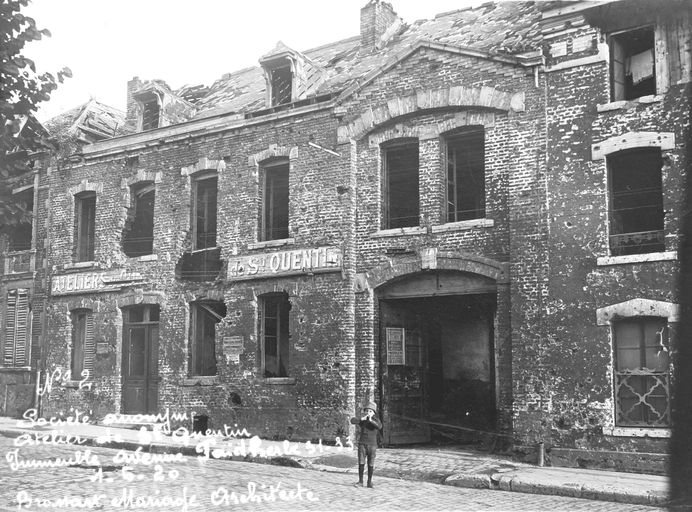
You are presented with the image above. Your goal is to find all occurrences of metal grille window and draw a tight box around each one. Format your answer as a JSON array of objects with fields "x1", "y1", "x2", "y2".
[
  {"x1": 190, "y1": 301, "x2": 226, "y2": 377},
  {"x1": 614, "y1": 317, "x2": 670, "y2": 427},
  {"x1": 75, "y1": 192, "x2": 96, "y2": 262},
  {"x1": 193, "y1": 174, "x2": 218, "y2": 250},
  {"x1": 271, "y1": 66, "x2": 292, "y2": 106},
  {"x1": 383, "y1": 140, "x2": 419, "y2": 229},
  {"x1": 262, "y1": 161, "x2": 289, "y2": 241},
  {"x1": 2, "y1": 289, "x2": 29, "y2": 367},
  {"x1": 71, "y1": 309, "x2": 94, "y2": 380},
  {"x1": 123, "y1": 183, "x2": 155, "y2": 257},
  {"x1": 608, "y1": 149, "x2": 664, "y2": 256},
  {"x1": 445, "y1": 129, "x2": 485, "y2": 222},
  {"x1": 261, "y1": 294, "x2": 290, "y2": 378}
]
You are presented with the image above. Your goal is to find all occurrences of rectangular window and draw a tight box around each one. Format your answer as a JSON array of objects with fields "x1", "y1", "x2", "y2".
[
  {"x1": 141, "y1": 98, "x2": 160, "y2": 131},
  {"x1": 2, "y1": 289, "x2": 29, "y2": 367},
  {"x1": 608, "y1": 149, "x2": 664, "y2": 256},
  {"x1": 614, "y1": 318, "x2": 670, "y2": 427},
  {"x1": 610, "y1": 26, "x2": 656, "y2": 101},
  {"x1": 190, "y1": 301, "x2": 226, "y2": 377},
  {"x1": 383, "y1": 140, "x2": 419, "y2": 229},
  {"x1": 261, "y1": 294, "x2": 290, "y2": 378},
  {"x1": 271, "y1": 66, "x2": 292, "y2": 106},
  {"x1": 123, "y1": 183, "x2": 155, "y2": 257},
  {"x1": 262, "y1": 161, "x2": 289, "y2": 241},
  {"x1": 445, "y1": 130, "x2": 485, "y2": 222},
  {"x1": 75, "y1": 192, "x2": 96, "y2": 262},
  {"x1": 7, "y1": 187, "x2": 33, "y2": 252},
  {"x1": 193, "y1": 174, "x2": 218, "y2": 250},
  {"x1": 71, "y1": 310, "x2": 94, "y2": 380}
]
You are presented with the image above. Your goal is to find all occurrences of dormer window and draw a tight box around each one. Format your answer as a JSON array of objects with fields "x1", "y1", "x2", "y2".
[
  {"x1": 141, "y1": 96, "x2": 160, "y2": 131},
  {"x1": 271, "y1": 65, "x2": 293, "y2": 106}
]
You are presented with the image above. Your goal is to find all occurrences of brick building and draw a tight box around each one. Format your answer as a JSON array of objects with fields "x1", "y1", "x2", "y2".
[{"x1": 2, "y1": 0, "x2": 688, "y2": 473}]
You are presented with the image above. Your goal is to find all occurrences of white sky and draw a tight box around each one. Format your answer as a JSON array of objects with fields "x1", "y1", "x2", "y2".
[{"x1": 22, "y1": 0, "x2": 485, "y2": 122}]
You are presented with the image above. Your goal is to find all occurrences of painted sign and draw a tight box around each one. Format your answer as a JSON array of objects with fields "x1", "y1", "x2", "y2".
[
  {"x1": 386, "y1": 328, "x2": 405, "y2": 366},
  {"x1": 51, "y1": 269, "x2": 145, "y2": 296},
  {"x1": 227, "y1": 246, "x2": 342, "y2": 281}
]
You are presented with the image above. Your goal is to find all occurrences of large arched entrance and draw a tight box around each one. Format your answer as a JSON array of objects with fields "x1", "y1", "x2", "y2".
[{"x1": 377, "y1": 269, "x2": 499, "y2": 445}]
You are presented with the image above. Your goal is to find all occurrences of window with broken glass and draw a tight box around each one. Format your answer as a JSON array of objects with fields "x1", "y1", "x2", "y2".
[
  {"x1": 383, "y1": 139, "x2": 419, "y2": 229},
  {"x1": 193, "y1": 173, "x2": 218, "y2": 250},
  {"x1": 75, "y1": 191, "x2": 96, "y2": 262},
  {"x1": 607, "y1": 148, "x2": 664, "y2": 256},
  {"x1": 260, "y1": 293, "x2": 290, "y2": 378},
  {"x1": 262, "y1": 160, "x2": 289, "y2": 241},
  {"x1": 6, "y1": 187, "x2": 33, "y2": 252},
  {"x1": 270, "y1": 66, "x2": 293, "y2": 106},
  {"x1": 613, "y1": 317, "x2": 670, "y2": 427},
  {"x1": 71, "y1": 309, "x2": 94, "y2": 381},
  {"x1": 190, "y1": 301, "x2": 226, "y2": 377},
  {"x1": 141, "y1": 97, "x2": 160, "y2": 131},
  {"x1": 123, "y1": 183, "x2": 155, "y2": 257},
  {"x1": 609, "y1": 26, "x2": 656, "y2": 101},
  {"x1": 445, "y1": 129, "x2": 485, "y2": 222}
]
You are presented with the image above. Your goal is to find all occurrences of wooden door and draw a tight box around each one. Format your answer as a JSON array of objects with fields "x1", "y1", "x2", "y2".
[
  {"x1": 380, "y1": 300, "x2": 430, "y2": 445},
  {"x1": 122, "y1": 305, "x2": 159, "y2": 414}
]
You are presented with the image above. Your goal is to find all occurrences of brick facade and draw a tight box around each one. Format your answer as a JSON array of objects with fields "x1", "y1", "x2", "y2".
[{"x1": 2, "y1": 0, "x2": 688, "y2": 474}]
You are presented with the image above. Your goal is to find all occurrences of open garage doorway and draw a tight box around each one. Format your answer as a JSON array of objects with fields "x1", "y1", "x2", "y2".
[{"x1": 378, "y1": 272, "x2": 497, "y2": 446}]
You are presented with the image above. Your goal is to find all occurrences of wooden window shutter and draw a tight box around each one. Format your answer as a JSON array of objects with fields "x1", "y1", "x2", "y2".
[
  {"x1": 83, "y1": 313, "x2": 95, "y2": 373},
  {"x1": 4, "y1": 289, "x2": 29, "y2": 366}
]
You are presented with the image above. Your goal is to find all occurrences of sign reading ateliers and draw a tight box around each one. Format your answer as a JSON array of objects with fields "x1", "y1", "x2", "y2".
[
  {"x1": 227, "y1": 246, "x2": 342, "y2": 280},
  {"x1": 51, "y1": 269, "x2": 145, "y2": 296}
]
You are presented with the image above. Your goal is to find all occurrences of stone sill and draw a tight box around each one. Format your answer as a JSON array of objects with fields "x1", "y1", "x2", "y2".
[
  {"x1": 180, "y1": 377, "x2": 218, "y2": 386},
  {"x1": 134, "y1": 254, "x2": 158, "y2": 262},
  {"x1": 597, "y1": 95, "x2": 663, "y2": 113},
  {"x1": 603, "y1": 426, "x2": 670, "y2": 438},
  {"x1": 64, "y1": 261, "x2": 97, "y2": 270},
  {"x1": 0, "y1": 366, "x2": 31, "y2": 372},
  {"x1": 248, "y1": 238, "x2": 295, "y2": 250},
  {"x1": 370, "y1": 227, "x2": 427, "y2": 238},
  {"x1": 597, "y1": 251, "x2": 677, "y2": 266},
  {"x1": 265, "y1": 377, "x2": 296, "y2": 385},
  {"x1": 431, "y1": 218, "x2": 494, "y2": 233}
]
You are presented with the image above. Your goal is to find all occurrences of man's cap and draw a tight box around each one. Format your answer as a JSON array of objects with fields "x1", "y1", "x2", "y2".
[{"x1": 363, "y1": 401, "x2": 377, "y2": 412}]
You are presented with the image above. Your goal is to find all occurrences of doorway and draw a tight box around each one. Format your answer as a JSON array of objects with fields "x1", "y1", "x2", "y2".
[
  {"x1": 378, "y1": 272, "x2": 497, "y2": 445},
  {"x1": 122, "y1": 304, "x2": 160, "y2": 414}
]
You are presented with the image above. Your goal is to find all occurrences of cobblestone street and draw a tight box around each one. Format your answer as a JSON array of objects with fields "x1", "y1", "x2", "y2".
[{"x1": 0, "y1": 435, "x2": 662, "y2": 511}]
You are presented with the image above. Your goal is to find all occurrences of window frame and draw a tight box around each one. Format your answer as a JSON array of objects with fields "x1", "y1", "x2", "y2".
[
  {"x1": 382, "y1": 139, "x2": 420, "y2": 230},
  {"x1": 140, "y1": 96, "x2": 161, "y2": 131},
  {"x1": 123, "y1": 183, "x2": 155, "y2": 257},
  {"x1": 608, "y1": 24, "x2": 657, "y2": 102},
  {"x1": 261, "y1": 159, "x2": 290, "y2": 242},
  {"x1": 189, "y1": 301, "x2": 226, "y2": 377},
  {"x1": 75, "y1": 191, "x2": 96, "y2": 263},
  {"x1": 260, "y1": 293, "x2": 291, "y2": 378},
  {"x1": 192, "y1": 172, "x2": 218, "y2": 251},
  {"x1": 7, "y1": 187, "x2": 34, "y2": 253},
  {"x1": 270, "y1": 65, "x2": 293, "y2": 106},
  {"x1": 606, "y1": 148, "x2": 665, "y2": 256},
  {"x1": 612, "y1": 317, "x2": 670, "y2": 428},
  {"x1": 444, "y1": 128, "x2": 486, "y2": 223},
  {"x1": 71, "y1": 309, "x2": 94, "y2": 381}
]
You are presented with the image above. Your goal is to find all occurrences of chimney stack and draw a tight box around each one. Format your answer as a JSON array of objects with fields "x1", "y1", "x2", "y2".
[
  {"x1": 360, "y1": 0, "x2": 398, "y2": 50},
  {"x1": 126, "y1": 76, "x2": 142, "y2": 129}
]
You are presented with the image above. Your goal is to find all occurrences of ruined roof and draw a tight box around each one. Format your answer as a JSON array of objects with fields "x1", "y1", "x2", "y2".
[
  {"x1": 181, "y1": 1, "x2": 542, "y2": 119},
  {"x1": 44, "y1": 99, "x2": 130, "y2": 142}
]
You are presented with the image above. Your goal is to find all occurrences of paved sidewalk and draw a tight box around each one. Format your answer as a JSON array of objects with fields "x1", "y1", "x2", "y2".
[{"x1": 0, "y1": 416, "x2": 668, "y2": 507}]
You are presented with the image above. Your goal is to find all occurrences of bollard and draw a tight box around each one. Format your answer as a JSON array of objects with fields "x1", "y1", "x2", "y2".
[{"x1": 537, "y1": 442, "x2": 545, "y2": 466}]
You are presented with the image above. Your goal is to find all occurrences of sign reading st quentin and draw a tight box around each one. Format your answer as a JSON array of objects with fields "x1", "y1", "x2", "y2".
[
  {"x1": 51, "y1": 269, "x2": 144, "y2": 296},
  {"x1": 227, "y1": 246, "x2": 342, "y2": 281}
]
